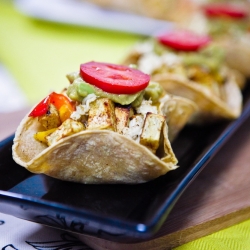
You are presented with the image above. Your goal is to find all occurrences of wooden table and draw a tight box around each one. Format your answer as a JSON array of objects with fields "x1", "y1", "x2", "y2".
[{"x1": 1, "y1": 108, "x2": 250, "y2": 250}]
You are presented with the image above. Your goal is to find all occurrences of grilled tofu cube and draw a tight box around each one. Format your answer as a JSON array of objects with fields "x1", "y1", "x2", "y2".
[
  {"x1": 46, "y1": 118, "x2": 84, "y2": 146},
  {"x1": 38, "y1": 104, "x2": 61, "y2": 130},
  {"x1": 115, "y1": 105, "x2": 134, "y2": 134},
  {"x1": 87, "y1": 98, "x2": 117, "y2": 131},
  {"x1": 139, "y1": 113, "x2": 165, "y2": 153}
]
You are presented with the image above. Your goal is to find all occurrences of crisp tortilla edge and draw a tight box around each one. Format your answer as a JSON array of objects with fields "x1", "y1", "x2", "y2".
[
  {"x1": 152, "y1": 71, "x2": 242, "y2": 121},
  {"x1": 12, "y1": 113, "x2": 179, "y2": 184}
]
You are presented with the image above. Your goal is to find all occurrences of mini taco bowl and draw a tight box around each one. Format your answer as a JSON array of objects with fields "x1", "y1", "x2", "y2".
[
  {"x1": 12, "y1": 92, "x2": 198, "y2": 184},
  {"x1": 152, "y1": 71, "x2": 242, "y2": 124},
  {"x1": 218, "y1": 36, "x2": 250, "y2": 78},
  {"x1": 12, "y1": 111, "x2": 179, "y2": 184},
  {"x1": 122, "y1": 38, "x2": 243, "y2": 124},
  {"x1": 158, "y1": 94, "x2": 198, "y2": 141}
]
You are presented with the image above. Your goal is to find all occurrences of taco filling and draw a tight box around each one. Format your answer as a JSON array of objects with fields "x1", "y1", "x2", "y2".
[{"x1": 12, "y1": 62, "x2": 197, "y2": 184}]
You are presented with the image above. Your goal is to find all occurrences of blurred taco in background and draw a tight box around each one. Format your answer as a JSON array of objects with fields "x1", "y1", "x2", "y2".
[
  {"x1": 12, "y1": 62, "x2": 197, "y2": 184},
  {"x1": 202, "y1": 2, "x2": 250, "y2": 78},
  {"x1": 123, "y1": 30, "x2": 243, "y2": 124},
  {"x1": 182, "y1": 2, "x2": 250, "y2": 78}
]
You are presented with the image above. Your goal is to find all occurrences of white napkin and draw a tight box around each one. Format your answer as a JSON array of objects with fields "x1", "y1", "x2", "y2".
[{"x1": 0, "y1": 212, "x2": 93, "y2": 249}]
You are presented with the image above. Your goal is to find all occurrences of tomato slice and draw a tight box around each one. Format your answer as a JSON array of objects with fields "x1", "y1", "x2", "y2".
[
  {"x1": 29, "y1": 92, "x2": 75, "y2": 118},
  {"x1": 80, "y1": 62, "x2": 150, "y2": 94},
  {"x1": 29, "y1": 95, "x2": 50, "y2": 117},
  {"x1": 157, "y1": 30, "x2": 211, "y2": 52},
  {"x1": 203, "y1": 3, "x2": 248, "y2": 19}
]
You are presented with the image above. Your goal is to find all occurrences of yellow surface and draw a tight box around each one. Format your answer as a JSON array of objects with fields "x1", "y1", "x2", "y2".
[
  {"x1": 1, "y1": 1, "x2": 250, "y2": 249},
  {"x1": 175, "y1": 219, "x2": 250, "y2": 250}
]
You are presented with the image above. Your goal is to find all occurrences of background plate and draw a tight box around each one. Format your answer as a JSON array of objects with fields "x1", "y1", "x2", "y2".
[{"x1": 14, "y1": 0, "x2": 173, "y2": 36}]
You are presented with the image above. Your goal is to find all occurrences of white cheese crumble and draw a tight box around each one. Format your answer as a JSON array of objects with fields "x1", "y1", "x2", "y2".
[
  {"x1": 136, "y1": 99, "x2": 158, "y2": 117},
  {"x1": 70, "y1": 93, "x2": 97, "y2": 120},
  {"x1": 138, "y1": 53, "x2": 162, "y2": 74},
  {"x1": 161, "y1": 53, "x2": 181, "y2": 67},
  {"x1": 122, "y1": 115, "x2": 144, "y2": 142},
  {"x1": 138, "y1": 51, "x2": 181, "y2": 75},
  {"x1": 122, "y1": 100, "x2": 158, "y2": 142},
  {"x1": 134, "y1": 40, "x2": 154, "y2": 54}
]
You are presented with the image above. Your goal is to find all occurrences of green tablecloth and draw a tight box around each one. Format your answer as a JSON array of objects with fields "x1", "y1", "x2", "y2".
[{"x1": 1, "y1": 2, "x2": 250, "y2": 249}]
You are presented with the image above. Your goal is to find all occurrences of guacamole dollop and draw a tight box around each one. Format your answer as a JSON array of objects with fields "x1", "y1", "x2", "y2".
[
  {"x1": 182, "y1": 43, "x2": 225, "y2": 72},
  {"x1": 66, "y1": 72, "x2": 164, "y2": 107},
  {"x1": 151, "y1": 38, "x2": 225, "y2": 72},
  {"x1": 144, "y1": 81, "x2": 164, "y2": 103},
  {"x1": 208, "y1": 18, "x2": 249, "y2": 37},
  {"x1": 66, "y1": 73, "x2": 145, "y2": 107}
]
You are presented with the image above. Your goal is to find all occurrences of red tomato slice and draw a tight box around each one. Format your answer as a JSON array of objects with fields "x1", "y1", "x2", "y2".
[
  {"x1": 29, "y1": 92, "x2": 75, "y2": 117},
  {"x1": 29, "y1": 95, "x2": 50, "y2": 117},
  {"x1": 203, "y1": 3, "x2": 248, "y2": 19},
  {"x1": 80, "y1": 62, "x2": 150, "y2": 94},
  {"x1": 157, "y1": 30, "x2": 211, "y2": 52}
]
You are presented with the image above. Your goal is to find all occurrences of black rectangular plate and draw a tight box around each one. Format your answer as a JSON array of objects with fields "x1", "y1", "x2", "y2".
[{"x1": 1, "y1": 84, "x2": 250, "y2": 243}]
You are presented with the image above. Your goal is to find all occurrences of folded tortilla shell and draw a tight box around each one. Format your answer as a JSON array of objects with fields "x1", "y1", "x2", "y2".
[
  {"x1": 152, "y1": 71, "x2": 242, "y2": 124},
  {"x1": 159, "y1": 94, "x2": 198, "y2": 141},
  {"x1": 218, "y1": 36, "x2": 250, "y2": 78},
  {"x1": 12, "y1": 109, "x2": 178, "y2": 184}
]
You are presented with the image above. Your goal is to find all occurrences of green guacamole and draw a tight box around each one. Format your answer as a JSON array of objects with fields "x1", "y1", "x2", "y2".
[
  {"x1": 152, "y1": 38, "x2": 225, "y2": 72},
  {"x1": 181, "y1": 44, "x2": 225, "y2": 72},
  {"x1": 66, "y1": 72, "x2": 163, "y2": 107},
  {"x1": 66, "y1": 73, "x2": 145, "y2": 107},
  {"x1": 208, "y1": 18, "x2": 249, "y2": 37},
  {"x1": 144, "y1": 81, "x2": 164, "y2": 103}
]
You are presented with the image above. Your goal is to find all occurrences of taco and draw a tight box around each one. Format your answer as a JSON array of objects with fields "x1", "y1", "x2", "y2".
[
  {"x1": 123, "y1": 30, "x2": 243, "y2": 124},
  {"x1": 182, "y1": 2, "x2": 250, "y2": 78},
  {"x1": 203, "y1": 2, "x2": 250, "y2": 78},
  {"x1": 12, "y1": 62, "x2": 197, "y2": 184}
]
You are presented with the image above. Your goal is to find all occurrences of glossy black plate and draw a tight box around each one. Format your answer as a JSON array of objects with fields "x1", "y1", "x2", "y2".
[{"x1": 1, "y1": 85, "x2": 250, "y2": 243}]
